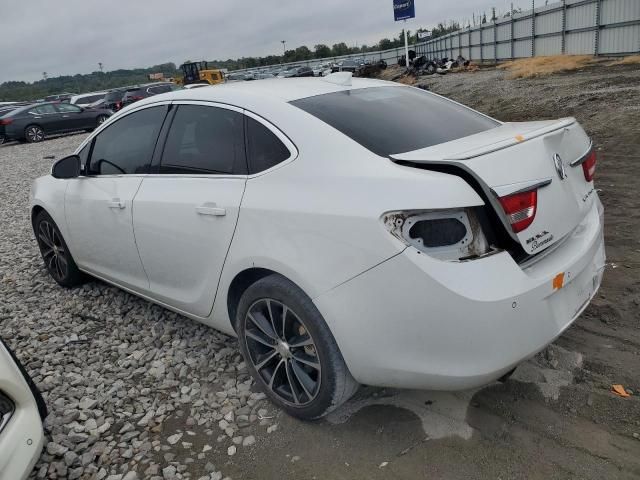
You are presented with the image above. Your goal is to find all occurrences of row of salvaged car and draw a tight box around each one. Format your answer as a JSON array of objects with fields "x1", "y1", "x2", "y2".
[
  {"x1": 0, "y1": 58, "x2": 390, "y2": 145},
  {"x1": 399, "y1": 52, "x2": 472, "y2": 75},
  {"x1": 228, "y1": 58, "x2": 388, "y2": 81},
  {"x1": 0, "y1": 82, "x2": 180, "y2": 144}
]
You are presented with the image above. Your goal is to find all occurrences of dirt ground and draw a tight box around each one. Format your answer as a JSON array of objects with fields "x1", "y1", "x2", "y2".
[
  {"x1": 208, "y1": 64, "x2": 640, "y2": 480},
  {"x1": 2, "y1": 63, "x2": 639, "y2": 480}
]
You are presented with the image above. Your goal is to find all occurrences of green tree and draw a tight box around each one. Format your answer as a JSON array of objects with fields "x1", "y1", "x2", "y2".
[
  {"x1": 378, "y1": 38, "x2": 393, "y2": 50},
  {"x1": 314, "y1": 44, "x2": 331, "y2": 58},
  {"x1": 294, "y1": 46, "x2": 313, "y2": 61},
  {"x1": 331, "y1": 42, "x2": 350, "y2": 56}
]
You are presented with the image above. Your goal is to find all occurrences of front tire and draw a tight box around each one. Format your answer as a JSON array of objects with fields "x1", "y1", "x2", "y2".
[
  {"x1": 236, "y1": 274, "x2": 358, "y2": 420},
  {"x1": 96, "y1": 114, "x2": 108, "y2": 126},
  {"x1": 25, "y1": 125, "x2": 45, "y2": 143},
  {"x1": 34, "y1": 211, "x2": 85, "y2": 287}
]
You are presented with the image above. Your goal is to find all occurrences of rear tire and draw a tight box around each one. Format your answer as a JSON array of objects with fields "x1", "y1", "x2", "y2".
[
  {"x1": 236, "y1": 274, "x2": 358, "y2": 420},
  {"x1": 34, "y1": 210, "x2": 85, "y2": 287},
  {"x1": 25, "y1": 125, "x2": 44, "y2": 143}
]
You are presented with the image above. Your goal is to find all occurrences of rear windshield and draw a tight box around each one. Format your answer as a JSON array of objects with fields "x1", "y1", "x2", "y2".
[
  {"x1": 290, "y1": 86, "x2": 499, "y2": 156},
  {"x1": 105, "y1": 91, "x2": 124, "y2": 100}
]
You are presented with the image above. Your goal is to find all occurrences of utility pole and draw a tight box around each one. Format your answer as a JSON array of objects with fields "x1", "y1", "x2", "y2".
[
  {"x1": 281, "y1": 40, "x2": 286, "y2": 55},
  {"x1": 98, "y1": 62, "x2": 103, "y2": 73}
]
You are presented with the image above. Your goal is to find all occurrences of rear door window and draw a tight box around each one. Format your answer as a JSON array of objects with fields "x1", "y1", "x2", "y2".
[
  {"x1": 291, "y1": 86, "x2": 499, "y2": 156},
  {"x1": 29, "y1": 104, "x2": 57, "y2": 115},
  {"x1": 246, "y1": 117, "x2": 290, "y2": 174},
  {"x1": 87, "y1": 105, "x2": 167, "y2": 175},
  {"x1": 55, "y1": 104, "x2": 82, "y2": 113},
  {"x1": 159, "y1": 105, "x2": 244, "y2": 175}
]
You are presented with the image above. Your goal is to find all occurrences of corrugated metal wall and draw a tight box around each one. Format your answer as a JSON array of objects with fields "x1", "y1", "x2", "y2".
[
  {"x1": 418, "y1": 0, "x2": 640, "y2": 61},
  {"x1": 233, "y1": 0, "x2": 639, "y2": 73}
]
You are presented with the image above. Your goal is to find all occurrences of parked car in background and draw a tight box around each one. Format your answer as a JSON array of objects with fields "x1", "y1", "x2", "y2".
[
  {"x1": 313, "y1": 63, "x2": 333, "y2": 77},
  {"x1": 121, "y1": 83, "x2": 177, "y2": 108},
  {"x1": 0, "y1": 338, "x2": 46, "y2": 480},
  {"x1": 43, "y1": 93, "x2": 75, "y2": 103},
  {"x1": 102, "y1": 88, "x2": 129, "y2": 112},
  {"x1": 0, "y1": 102, "x2": 29, "y2": 119},
  {"x1": 84, "y1": 98, "x2": 108, "y2": 110},
  {"x1": 254, "y1": 73, "x2": 276, "y2": 80},
  {"x1": 277, "y1": 66, "x2": 314, "y2": 78},
  {"x1": 226, "y1": 72, "x2": 247, "y2": 82},
  {"x1": 30, "y1": 75, "x2": 604, "y2": 420},
  {"x1": 358, "y1": 59, "x2": 388, "y2": 78},
  {"x1": 70, "y1": 91, "x2": 107, "y2": 108},
  {"x1": 339, "y1": 59, "x2": 363, "y2": 74},
  {"x1": 0, "y1": 102, "x2": 111, "y2": 143}
]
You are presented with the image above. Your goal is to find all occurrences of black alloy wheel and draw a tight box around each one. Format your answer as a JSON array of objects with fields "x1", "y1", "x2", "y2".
[
  {"x1": 36, "y1": 219, "x2": 68, "y2": 282},
  {"x1": 236, "y1": 274, "x2": 358, "y2": 420},
  {"x1": 34, "y1": 211, "x2": 85, "y2": 287},
  {"x1": 244, "y1": 298, "x2": 321, "y2": 406},
  {"x1": 25, "y1": 125, "x2": 44, "y2": 143}
]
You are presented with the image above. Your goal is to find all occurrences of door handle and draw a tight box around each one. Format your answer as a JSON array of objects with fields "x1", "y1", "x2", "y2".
[
  {"x1": 108, "y1": 198, "x2": 125, "y2": 209},
  {"x1": 196, "y1": 203, "x2": 226, "y2": 216}
]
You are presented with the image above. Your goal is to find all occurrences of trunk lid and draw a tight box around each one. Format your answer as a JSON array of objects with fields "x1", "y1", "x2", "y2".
[{"x1": 391, "y1": 118, "x2": 596, "y2": 255}]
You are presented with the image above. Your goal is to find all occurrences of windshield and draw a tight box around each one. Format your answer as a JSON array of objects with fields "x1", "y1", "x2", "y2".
[{"x1": 290, "y1": 86, "x2": 499, "y2": 156}]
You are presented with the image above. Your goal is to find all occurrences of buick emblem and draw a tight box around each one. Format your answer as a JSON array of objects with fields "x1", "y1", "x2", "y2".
[{"x1": 553, "y1": 153, "x2": 567, "y2": 180}]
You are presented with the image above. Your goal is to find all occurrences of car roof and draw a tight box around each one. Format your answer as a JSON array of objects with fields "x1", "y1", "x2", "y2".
[
  {"x1": 134, "y1": 76, "x2": 397, "y2": 106},
  {"x1": 3, "y1": 102, "x2": 53, "y2": 116}
]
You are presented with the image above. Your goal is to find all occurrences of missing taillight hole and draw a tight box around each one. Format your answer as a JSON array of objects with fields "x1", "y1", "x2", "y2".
[{"x1": 408, "y1": 218, "x2": 467, "y2": 247}]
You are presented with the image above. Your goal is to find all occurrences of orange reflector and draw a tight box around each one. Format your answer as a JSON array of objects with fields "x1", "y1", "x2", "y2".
[
  {"x1": 515, "y1": 134, "x2": 525, "y2": 142},
  {"x1": 612, "y1": 384, "x2": 630, "y2": 397},
  {"x1": 552, "y1": 272, "x2": 565, "y2": 290}
]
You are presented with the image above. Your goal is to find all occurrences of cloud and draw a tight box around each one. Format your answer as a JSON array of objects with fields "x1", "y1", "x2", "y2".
[{"x1": 0, "y1": 0, "x2": 535, "y2": 83}]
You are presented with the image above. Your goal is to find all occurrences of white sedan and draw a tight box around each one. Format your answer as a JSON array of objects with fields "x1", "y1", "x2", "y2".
[
  {"x1": 0, "y1": 339, "x2": 46, "y2": 479},
  {"x1": 30, "y1": 73, "x2": 605, "y2": 420}
]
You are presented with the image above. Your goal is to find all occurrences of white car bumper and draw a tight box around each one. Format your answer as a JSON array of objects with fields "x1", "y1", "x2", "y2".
[
  {"x1": 0, "y1": 341, "x2": 45, "y2": 480},
  {"x1": 314, "y1": 196, "x2": 605, "y2": 390}
]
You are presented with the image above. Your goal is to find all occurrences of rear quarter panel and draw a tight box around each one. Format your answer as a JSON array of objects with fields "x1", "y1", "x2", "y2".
[{"x1": 210, "y1": 106, "x2": 484, "y2": 332}]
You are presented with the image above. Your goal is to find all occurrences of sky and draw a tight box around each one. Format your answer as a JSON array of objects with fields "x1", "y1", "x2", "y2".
[{"x1": 0, "y1": 0, "x2": 535, "y2": 83}]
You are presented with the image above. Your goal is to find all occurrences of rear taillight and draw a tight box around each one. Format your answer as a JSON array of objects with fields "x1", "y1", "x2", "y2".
[
  {"x1": 115, "y1": 102, "x2": 122, "y2": 110},
  {"x1": 581, "y1": 149, "x2": 597, "y2": 182},
  {"x1": 0, "y1": 118, "x2": 13, "y2": 126},
  {"x1": 498, "y1": 189, "x2": 538, "y2": 234},
  {"x1": 382, "y1": 208, "x2": 493, "y2": 262}
]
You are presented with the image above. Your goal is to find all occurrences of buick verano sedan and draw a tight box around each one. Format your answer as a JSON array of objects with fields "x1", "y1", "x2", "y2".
[{"x1": 30, "y1": 73, "x2": 605, "y2": 419}]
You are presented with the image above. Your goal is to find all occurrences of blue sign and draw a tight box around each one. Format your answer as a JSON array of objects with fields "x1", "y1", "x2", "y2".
[{"x1": 393, "y1": 0, "x2": 415, "y2": 21}]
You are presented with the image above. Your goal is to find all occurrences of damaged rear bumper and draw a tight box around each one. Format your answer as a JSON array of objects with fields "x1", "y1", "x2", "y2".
[{"x1": 314, "y1": 196, "x2": 605, "y2": 390}]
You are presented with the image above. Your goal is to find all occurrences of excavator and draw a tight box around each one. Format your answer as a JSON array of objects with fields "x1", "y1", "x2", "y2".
[{"x1": 176, "y1": 61, "x2": 225, "y2": 86}]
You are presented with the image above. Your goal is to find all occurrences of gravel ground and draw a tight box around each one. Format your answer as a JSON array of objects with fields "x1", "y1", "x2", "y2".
[
  {"x1": 1, "y1": 133, "x2": 277, "y2": 479},
  {"x1": 2, "y1": 62, "x2": 640, "y2": 480}
]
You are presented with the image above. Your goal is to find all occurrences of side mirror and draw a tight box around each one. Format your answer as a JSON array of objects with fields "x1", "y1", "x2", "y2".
[{"x1": 52, "y1": 155, "x2": 81, "y2": 179}]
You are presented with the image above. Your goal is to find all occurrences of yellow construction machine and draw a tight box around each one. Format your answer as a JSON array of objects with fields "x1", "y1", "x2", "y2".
[{"x1": 175, "y1": 61, "x2": 225, "y2": 86}]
